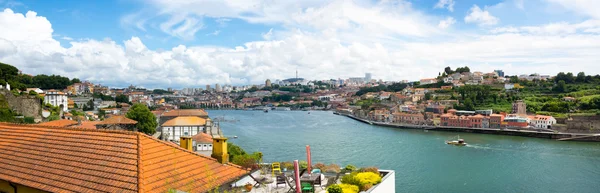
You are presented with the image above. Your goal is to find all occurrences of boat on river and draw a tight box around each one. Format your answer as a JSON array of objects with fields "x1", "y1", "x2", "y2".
[{"x1": 446, "y1": 135, "x2": 467, "y2": 146}]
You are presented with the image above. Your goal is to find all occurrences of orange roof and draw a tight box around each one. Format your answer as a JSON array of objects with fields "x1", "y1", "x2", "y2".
[
  {"x1": 74, "y1": 121, "x2": 101, "y2": 129},
  {"x1": 192, "y1": 132, "x2": 213, "y2": 143},
  {"x1": 162, "y1": 116, "x2": 207, "y2": 127},
  {"x1": 98, "y1": 115, "x2": 138, "y2": 125},
  {"x1": 38, "y1": 119, "x2": 78, "y2": 127},
  {"x1": 0, "y1": 123, "x2": 248, "y2": 193},
  {"x1": 162, "y1": 109, "x2": 208, "y2": 117}
]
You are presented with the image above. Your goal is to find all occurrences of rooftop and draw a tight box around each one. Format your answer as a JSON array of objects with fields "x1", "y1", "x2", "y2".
[
  {"x1": 98, "y1": 115, "x2": 138, "y2": 125},
  {"x1": 162, "y1": 109, "x2": 208, "y2": 117},
  {"x1": 162, "y1": 116, "x2": 207, "y2": 127},
  {"x1": 0, "y1": 123, "x2": 248, "y2": 193},
  {"x1": 38, "y1": 119, "x2": 78, "y2": 127}
]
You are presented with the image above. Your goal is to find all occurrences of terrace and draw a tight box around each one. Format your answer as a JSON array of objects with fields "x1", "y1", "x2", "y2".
[{"x1": 227, "y1": 163, "x2": 395, "y2": 193}]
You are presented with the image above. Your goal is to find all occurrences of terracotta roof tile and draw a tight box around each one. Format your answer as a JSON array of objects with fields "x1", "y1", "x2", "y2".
[
  {"x1": 38, "y1": 119, "x2": 78, "y2": 127},
  {"x1": 98, "y1": 115, "x2": 138, "y2": 125},
  {"x1": 192, "y1": 132, "x2": 213, "y2": 143},
  {"x1": 0, "y1": 123, "x2": 248, "y2": 193},
  {"x1": 161, "y1": 116, "x2": 207, "y2": 127},
  {"x1": 74, "y1": 121, "x2": 102, "y2": 129},
  {"x1": 162, "y1": 109, "x2": 208, "y2": 117}
]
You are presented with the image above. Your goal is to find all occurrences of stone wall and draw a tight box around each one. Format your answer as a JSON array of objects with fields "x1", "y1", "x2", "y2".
[
  {"x1": 564, "y1": 115, "x2": 600, "y2": 134},
  {"x1": 0, "y1": 89, "x2": 42, "y2": 120}
]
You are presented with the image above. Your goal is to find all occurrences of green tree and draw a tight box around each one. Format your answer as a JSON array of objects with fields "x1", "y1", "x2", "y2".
[
  {"x1": 444, "y1": 66, "x2": 453, "y2": 75},
  {"x1": 126, "y1": 103, "x2": 157, "y2": 134},
  {"x1": 576, "y1": 72, "x2": 586, "y2": 83},
  {"x1": 71, "y1": 78, "x2": 81, "y2": 84},
  {"x1": 424, "y1": 92, "x2": 432, "y2": 101},
  {"x1": 115, "y1": 94, "x2": 129, "y2": 104},
  {"x1": 553, "y1": 80, "x2": 567, "y2": 93}
]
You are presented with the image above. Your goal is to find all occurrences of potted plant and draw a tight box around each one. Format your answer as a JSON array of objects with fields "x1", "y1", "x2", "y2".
[{"x1": 244, "y1": 182, "x2": 253, "y2": 192}]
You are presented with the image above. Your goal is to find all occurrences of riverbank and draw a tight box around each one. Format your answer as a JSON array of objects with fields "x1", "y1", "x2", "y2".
[{"x1": 339, "y1": 113, "x2": 600, "y2": 142}]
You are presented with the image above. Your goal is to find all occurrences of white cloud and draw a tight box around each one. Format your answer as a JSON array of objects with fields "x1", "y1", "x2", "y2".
[
  {"x1": 515, "y1": 0, "x2": 525, "y2": 10},
  {"x1": 545, "y1": 0, "x2": 600, "y2": 19},
  {"x1": 3, "y1": 3, "x2": 600, "y2": 89},
  {"x1": 261, "y1": 28, "x2": 273, "y2": 40},
  {"x1": 61, "y1": 36, "x2": 73, "y2": 41},
  {"x1": 438, "y1": 17, "x2": 456, "y2": 29},
  {"x1": 434, "y1": 0, "x2": 455, "y2": 12},
  {"x1": 122, "y1": 0, "x2": 440, "y2": 40},
  {"x1": 490, "y1": 20, "x2": 600, "y2": 35},
  {"x1": 465, "y1": 5, "x2": 499, "y2": 26},
  {"x1": 206, "y1": 30, "x2": 220, "y2": 36}
]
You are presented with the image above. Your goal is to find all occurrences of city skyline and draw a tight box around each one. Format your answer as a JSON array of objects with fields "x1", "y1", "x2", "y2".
[{"x1": 0, "y1": 0, "x2": 599, "y2": 88}]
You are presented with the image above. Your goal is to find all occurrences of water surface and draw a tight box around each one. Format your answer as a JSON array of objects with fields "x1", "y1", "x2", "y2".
[{"x1": 208, "y1": 110, "x2": 600, "y2": 193}]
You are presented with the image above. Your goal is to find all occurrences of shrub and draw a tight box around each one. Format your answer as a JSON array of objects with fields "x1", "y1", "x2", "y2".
[
  {"x1": 24, "y1": 116, "x2": 35, "y2": 124},
  {"x1": 341, "y1": 172, "x2": 382, "y2": 191},
  {"x1": 231, "y1": 154, "x2": 259, "y2": 170},
  {"x1": 325, "y1": 164, "x2": 341, "y2": 173},
  {"x1": 344, "y1": 164, "x2": 357, "y2": 172},
  {"x1": 355, "y1": 172, "x2": 382, "y2": 191},
  {"x1": 338, "y1": 184, "x2": 359, "y2": 193},
  {"x1": 281, "y1": 162, "x2": 294, "y2": 170},
  {"x1": 313, "y1": 162, "x2": 326, "y2": 171},
  {"x1": 299, "y1": 160, "x2": 308, "y2": 170},
  {"x1": 326, "y1": 184, "x2": 342, "y2": 193},
  {"x1": 341, "y1": 172, "x2": 360, "y2": 186},
  {"x1": 359, "y1": 167, "x2": 379, "y2": 174}
]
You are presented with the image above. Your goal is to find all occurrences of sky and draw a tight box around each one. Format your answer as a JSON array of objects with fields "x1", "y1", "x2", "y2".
[{"x1": 0, "y1": 0, "x2": 599, "y2": 89}]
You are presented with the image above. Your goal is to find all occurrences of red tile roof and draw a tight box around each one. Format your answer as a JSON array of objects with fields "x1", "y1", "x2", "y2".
[
  {"x1": 74, "y1": 121, "x2": 101, "y2": 129},
  {"x1": 162, "y1": 109, "x2": 208, "y2": 117},
  {"x1": 0, "y1": 123, "x2": 248, "y2": 193},
  {"x1": 98, "y1": 115, "x2": 138, "y2": 125},
  {"x1": 192, "y1": 133, "x2": 213, "y2": 144},
  {"x1": 38, "y1": 119, "x2": 78, "y2": 127},
  {"x1": 161, "y1": 116, "x2": 207, "y2": 127}
]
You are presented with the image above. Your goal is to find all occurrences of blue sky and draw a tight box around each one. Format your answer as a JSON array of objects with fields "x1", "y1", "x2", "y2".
[{"x1": 0, "y1": 0, "x2": 599, "y2": 88}]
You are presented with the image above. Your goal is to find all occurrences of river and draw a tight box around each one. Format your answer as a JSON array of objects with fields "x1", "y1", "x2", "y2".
[{"x1": 207, "y1": 110, "x2": 600, "y2": 193}]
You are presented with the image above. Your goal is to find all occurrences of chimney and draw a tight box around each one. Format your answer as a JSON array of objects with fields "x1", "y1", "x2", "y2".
[
  {"x1": 211, "y1": 137, "x2": 229, "y2": 164},
  {"x1": 179, "y1": 136, "x2": 193, "y2": 152}
]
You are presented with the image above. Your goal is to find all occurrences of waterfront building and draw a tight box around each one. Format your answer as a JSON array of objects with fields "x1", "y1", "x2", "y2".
[
  {"x1": 512, "y1": 100, "x2": 527, "y2": 115},
  {"x1": 455, "y1": 110, "x2": 476, "y2": 116},
  {"x1": 482, "y1": 117, "x2": 490, "y2": 128},
  {"x1": 44, "y1": 89, "x2": 68, "y2": 112},
  {"x1": 470, "y1": 114, "x2": 484, "y2": 128},
  {"x1": 393, "y1": 112, "x2": 425, "y2": 125},
  {"x1": 162, "y1": 116, "x2": 208, "y2": 142},
  {"x1": 530, "y1": 115, "x2": 556, "y2": 129},
  {"x1": 504, "y1": 114, "x2": 529, "y2": 128},
  {"x1": 489, "y1": 114, "x2": 504, "y2": 128}
]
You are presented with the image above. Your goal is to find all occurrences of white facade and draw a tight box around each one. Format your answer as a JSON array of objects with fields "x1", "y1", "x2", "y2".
[
  {"x1": 504, "y1": 83, "x2": 515, "y2": 90},
  {"x1": 530, "y1": 116, "x2": 557, "y2": 129},
  {"x1": 163, "y1": 126, "x2": 205, "y2": 142},
  {"x1": 44, "y1": 90, "x2": 68, "y2": 112},
  {"x1": 194, "y1": 141, "x2": 213, "y2": 151}
]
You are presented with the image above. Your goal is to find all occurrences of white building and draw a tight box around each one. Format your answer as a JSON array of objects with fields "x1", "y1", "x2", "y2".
[
  {"x1": 192, "y1": 132, "x2": 213, "y2": 151},
  {"x1": 530, "y1": 115, "x2": 556, "y2": 129},
  {"x1": 162, "y1": 116, "x2": 207, "y2": 142},
  {"x1": 419, "y1": 78, "x2": 437, "y2": 85},
  {"x1": 504, "y1": 83, "x2": 515, "y2": 90},
  {"x1": 44, "y1": 90, "x2": 68, "y2": 112}
]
